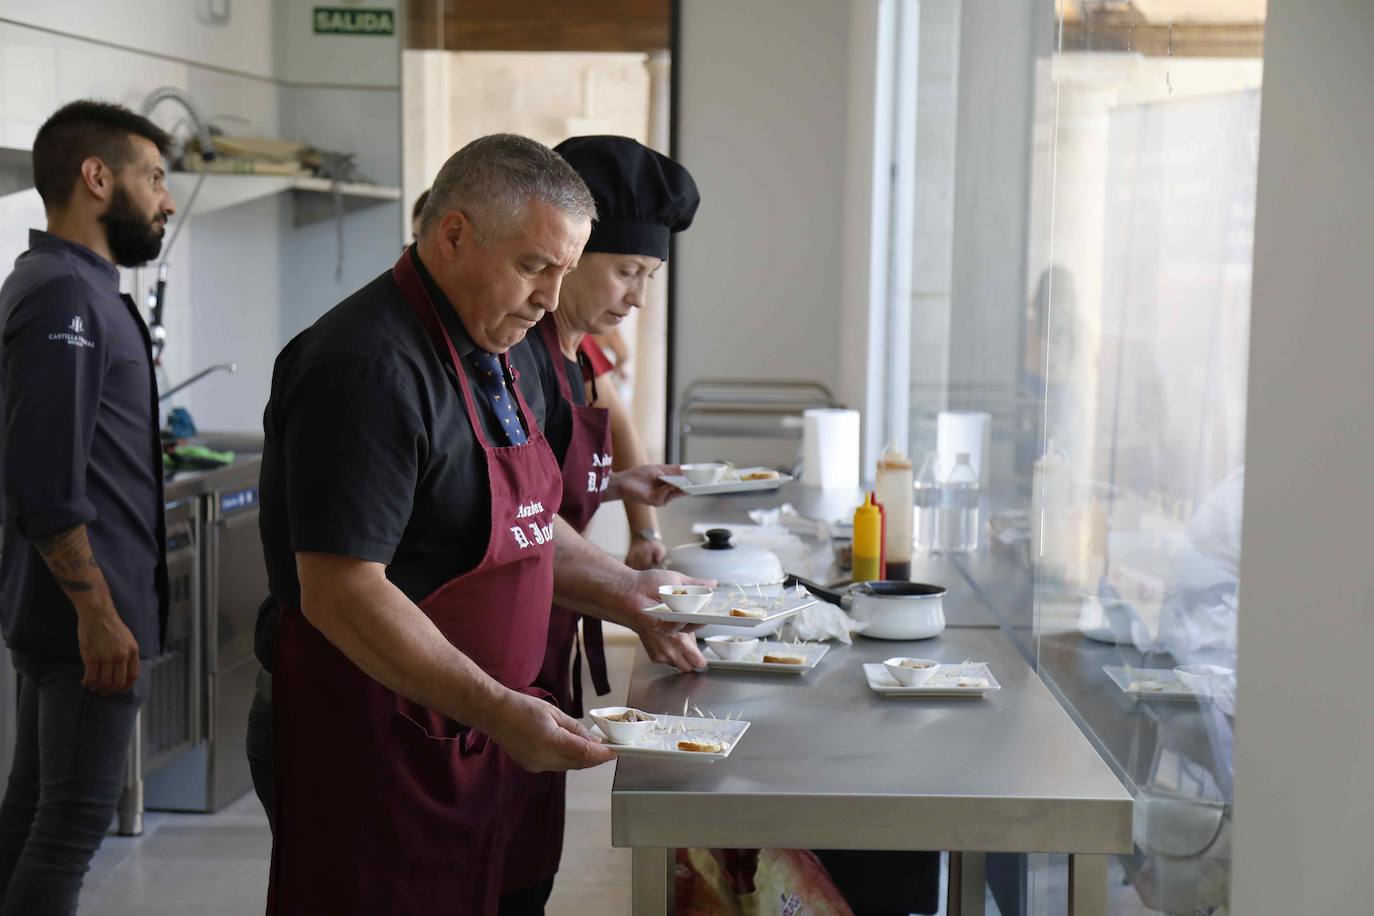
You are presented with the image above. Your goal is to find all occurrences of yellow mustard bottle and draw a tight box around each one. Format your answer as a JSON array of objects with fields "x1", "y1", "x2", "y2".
[{"x1": 852, "y1": 493, "x2": 882, "y2": 583}]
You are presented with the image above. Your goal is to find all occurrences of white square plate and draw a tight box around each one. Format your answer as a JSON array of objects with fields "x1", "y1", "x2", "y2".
[
  {"x1": 862, "y1": 662, "x2": 1001, "y2": 698},
  {"x1": 1103, "y1": 666, "x2": 1201, "y2": 702},
  {"x1": 644, "y1": 593, "x2": 818, "y2": 628},
  {"x1": 704, "y1": 641, "x2": 830, "y2": 674},
  {"x1": 658, "y1": 469, "x2": 794, "y2": 497},
  {"x1": 591, "y1": 714, "x2": 750, "y2": 762}
]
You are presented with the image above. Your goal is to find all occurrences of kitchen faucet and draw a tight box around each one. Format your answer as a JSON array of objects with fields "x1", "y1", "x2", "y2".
[
  {"x1": 140, "y1": 86, "x2": 216, "y2": 162},
  {"x1": 160, "y1": 363, "x2": 238, "y2": 401},
  {"x1": 138, "y1": 87, "x2": 216, "y2": 356}
]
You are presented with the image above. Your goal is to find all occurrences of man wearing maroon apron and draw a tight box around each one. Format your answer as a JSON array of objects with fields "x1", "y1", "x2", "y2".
[
  {"x1": 256, "y1": 135, "x2": 707, "y2": 916},
  {"x1": 503, "y1": 136, "x2": 703, "y2": 899}
]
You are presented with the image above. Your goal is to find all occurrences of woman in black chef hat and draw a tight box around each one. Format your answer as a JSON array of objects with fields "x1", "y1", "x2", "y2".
[
  {"x1": 498, "y1": 136, "x2": 701, "y2": 912},
  {"x1": 504, "y1": 136, "x2": 937, "y2": 916}
]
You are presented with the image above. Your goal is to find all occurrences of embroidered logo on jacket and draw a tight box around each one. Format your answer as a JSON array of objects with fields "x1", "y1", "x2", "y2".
[{"x1": 49, "y1": 315, "x2": 94, "y2": 349}]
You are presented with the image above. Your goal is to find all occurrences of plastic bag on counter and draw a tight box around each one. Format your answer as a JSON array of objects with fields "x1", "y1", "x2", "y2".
[
  {"x1": 675, "y1": 848, "x2": 853, "y2": 916},
  {"x1": 747, "y1": 503, "x2": 830, "y2": 540},
  {"x1": 779, "y1": 600, "x2": 867, "y2": 645}
]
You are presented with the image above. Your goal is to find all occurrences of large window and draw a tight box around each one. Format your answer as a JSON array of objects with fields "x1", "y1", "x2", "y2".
[
  {"x1": 1032, "y1": 4, "x2": 1263, "y2": 913},
  {"x1": 1029, "y1": 4, "x2": 1263, "y2": 909},
  {"x1": 884, "y1": 1, "x2": 1265, "y2": 912}
]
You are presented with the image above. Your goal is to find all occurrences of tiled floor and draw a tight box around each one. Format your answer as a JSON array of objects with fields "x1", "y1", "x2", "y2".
[
  {"x1": 81, "y1": 799, "x2": 272, "y2": 916},
  {"x1": 80, "y1": 633, "x2": 641, "y2": 916}
]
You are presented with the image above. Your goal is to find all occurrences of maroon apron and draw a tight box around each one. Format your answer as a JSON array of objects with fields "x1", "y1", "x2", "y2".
[
  {"x1": 267, "y1": 252, "x2": 564, "y2": 916},
  {"x1": 500, "y1": 320, "x2": 614, "y2": 894}
]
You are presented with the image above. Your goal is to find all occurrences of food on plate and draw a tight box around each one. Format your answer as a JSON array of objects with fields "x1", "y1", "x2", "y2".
[
  {"x1": 729, "y1": 606, "x2": 766, "y2": 619},
  {"x1": 899, "y1": 659, "x2": 936, "y2": 670},
  {"x1": 956, "y1": 676, "x2": 990, "y2": 689},
  {"x1": 1127, "y1": 680, "x2": 1167, "y2": 693},
  {"x1": 603, "y1": 709, "x2": 653, "y2": 723},
  {"x1": 762, "y1": 654, "x2": 805, "y2": 665},
  {"x1": 677, "y1": 738, "x2": 726, "y2": 753},
  {"x1": 672, "y1": 588, "x2": 690, "y2": 596},
  {"x1": 741, "y1": 469, "x2": 780, "y2": 481}
]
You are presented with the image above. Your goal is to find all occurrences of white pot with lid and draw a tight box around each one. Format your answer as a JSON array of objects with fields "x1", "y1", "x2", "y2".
[
  {"x1": 790, "y1": 577, "x2": 947, "y2": 640},
  {"x1": 848, "y1": 581, "x2": 946, "y2": 640},
  {"x1": 665, "y1": 528, "x2": 787, "y2": 637}
]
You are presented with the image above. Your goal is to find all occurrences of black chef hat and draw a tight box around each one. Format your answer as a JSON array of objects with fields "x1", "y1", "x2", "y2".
[{"x1": 554, "y1": 135, "x2": 700, "y2": 261}]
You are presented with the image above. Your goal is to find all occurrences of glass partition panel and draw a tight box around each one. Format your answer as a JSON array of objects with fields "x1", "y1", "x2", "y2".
[{"x1": 1028, "y1": 2, "x2": 1265, "y2": 912}]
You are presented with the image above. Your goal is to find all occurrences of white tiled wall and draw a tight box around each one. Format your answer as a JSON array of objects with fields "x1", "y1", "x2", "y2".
[
  {"x1": 0, "y1": 21, "x2": 203, "y2": 406},
  {"x1": 0, "y1": 12, "x2": 402, "y2": 434},
  {"x1": 0, "y1": 20, "x2": 288, "y2": 427}
]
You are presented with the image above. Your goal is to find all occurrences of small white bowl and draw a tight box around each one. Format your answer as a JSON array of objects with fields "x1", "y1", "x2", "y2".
[
  {"x1": 588, "y1": 706, "x2": 658, "y2": 745},
  {"x1": 1174, "y1": 664, "x2": 1234, "y2": 698},
  {"x1": 704, "y1": 635, "x2": 760, "y2": 661},
  {"x1": 884, "y1": 657, "x2": 941, "y2": 687},
  {"x1": 681, "y1": 463, "x2": 727, "y2": 485},
  {"x1": 659, "y1": 584, "x2": 713, "y2": 613}
]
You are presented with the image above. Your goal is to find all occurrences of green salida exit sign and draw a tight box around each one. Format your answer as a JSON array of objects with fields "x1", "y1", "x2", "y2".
[{"x1": 313, "y1": 6, "x2": 395, "y2": 36}]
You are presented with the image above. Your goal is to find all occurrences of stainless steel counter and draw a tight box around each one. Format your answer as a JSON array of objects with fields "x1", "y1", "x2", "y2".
[{"x1": 612, "y1": 627, "x2": 1132, "y2": 915}]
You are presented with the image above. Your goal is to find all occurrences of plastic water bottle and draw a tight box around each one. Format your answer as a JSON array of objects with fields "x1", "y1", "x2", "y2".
[
  {"x1": 942, "y1": 452, "x2": 980, "y2": 553},
  {"x1": 913, "y1": 451, "x2": 941, "y2": 554}
]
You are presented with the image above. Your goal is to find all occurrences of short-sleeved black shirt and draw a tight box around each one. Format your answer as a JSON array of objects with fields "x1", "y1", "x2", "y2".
[{"x1": 254, "y1": 248, "x2": 563, "y2": 669}]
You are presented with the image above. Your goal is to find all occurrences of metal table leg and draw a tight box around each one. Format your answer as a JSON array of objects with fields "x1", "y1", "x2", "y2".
[
  {"x1": 1068, "y1": 854, "x2": 1108, "y2": 916},
  {"x1": 947, "y1": 851, "x2": 986, "y2": 916},
  {"x1": 115, "y1": 710, "x2": 143, "y2": 837},
  {"x1": 631, "y1": 847, "x2": 674, "y2": 916}
]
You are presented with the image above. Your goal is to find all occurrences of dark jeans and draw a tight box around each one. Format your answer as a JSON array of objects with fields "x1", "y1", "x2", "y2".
[
  {"x1": 247, "y1": 668, "x2": 556, "y2": 913},
  {"x1": 245, "y1": 666, "x2": 275, "y2": 832},
  {"x1": 0, "y1": 650, "x2": 145, "y2": 916}
]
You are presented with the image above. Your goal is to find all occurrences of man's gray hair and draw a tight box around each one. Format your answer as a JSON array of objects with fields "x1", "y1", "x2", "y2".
[{"x1": 419, "y1": 133, "x2": 596, "y2": 243}]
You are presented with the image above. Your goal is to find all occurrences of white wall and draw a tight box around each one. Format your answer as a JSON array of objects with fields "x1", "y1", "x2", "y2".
[
  {"x1": 0, "y1": 1, "x2": 403, "y2": 433},
  {"x1": 276, "y1": 83, "x2": 405, "y2": 335},
  {"x1": 1231, "y1": 1, "x2": 1374, "y2": 911},
  {"x1": 674, "y1": 0, "x2": 852, "y2": 466},
  {"x1": 0, "y1": 0, "x2": 276, "y2": 80},
  {"x1": 274, "y1": 0, "x2": 400, "y2": 88},
  {"x1": 0, "y1": 16, "x2": 279, "y2": 420}
]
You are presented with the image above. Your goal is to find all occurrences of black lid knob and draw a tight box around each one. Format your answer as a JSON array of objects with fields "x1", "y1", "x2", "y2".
[{"x1": 703, "y1": 528, "x2": 735, "y2": 550}]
